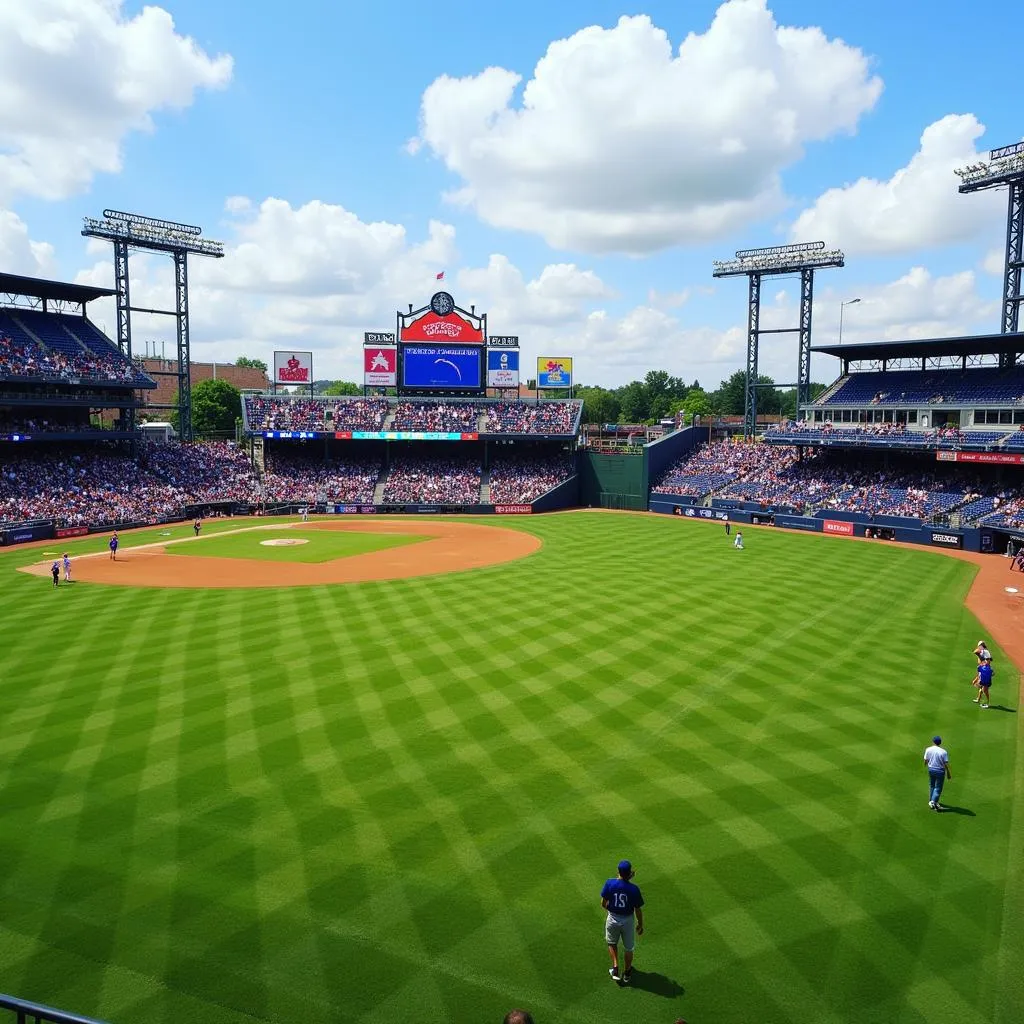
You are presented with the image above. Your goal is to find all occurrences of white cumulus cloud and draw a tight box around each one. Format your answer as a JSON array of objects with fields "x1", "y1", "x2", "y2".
[
  {"x1": 0, "y1": 209, "x2": 56, "y2": 278},
  {"x1": 0, "y1": 0, "x2": 232, "y2": 202},
  {"x1": 410, "y1": 1, "x2": 882, "y2": 254},
  {"x1": 790, "y1": 114, "x2": 1005, "y2": 254}
]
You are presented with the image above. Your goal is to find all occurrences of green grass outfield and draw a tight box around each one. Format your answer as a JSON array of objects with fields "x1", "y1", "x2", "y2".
[
  {"x1": 165, "y1": 527, "x2": 426, "y2": 563},
  {"x1": 0, "y1": 512, "x2": 1020, "y2": 1024}
]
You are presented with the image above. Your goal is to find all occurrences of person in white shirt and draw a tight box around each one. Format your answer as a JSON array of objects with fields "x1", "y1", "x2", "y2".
[
  {"x1": 974, "y1": 641, "x2": 992, "y2": 666},
  {"x1": 734, "y1": 531, "x2": 743, "y2": 550},
  {"x1": 924, "y1": 736, "x2": 951, "y2": 812}
]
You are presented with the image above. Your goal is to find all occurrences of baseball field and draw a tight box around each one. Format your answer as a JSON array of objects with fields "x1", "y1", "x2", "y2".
[{"x1": 1, "y1": 511, "x2": 1021, "y2": 1024}]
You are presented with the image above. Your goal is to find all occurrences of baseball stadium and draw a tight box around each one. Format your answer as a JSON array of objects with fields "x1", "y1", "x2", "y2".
[{"x1": 2, "y1": 148, "x2": 1024, "y2": 1024}]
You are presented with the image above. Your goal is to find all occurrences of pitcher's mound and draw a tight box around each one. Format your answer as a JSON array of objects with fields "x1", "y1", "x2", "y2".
[{"x1": 260, "y1": 538, "x2": 308, "y2": 547}]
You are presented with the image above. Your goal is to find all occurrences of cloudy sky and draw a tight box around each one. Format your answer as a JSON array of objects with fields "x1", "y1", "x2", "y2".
[{"x1": 1, "y1": 0, "x2": 1018, "y2": 388}]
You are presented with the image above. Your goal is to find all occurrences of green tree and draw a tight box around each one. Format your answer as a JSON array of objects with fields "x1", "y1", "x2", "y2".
[
  {"x1": 191, "y1": 378, "x2": 242, "y2": 437},
  {"x1": 576, "y1": 386, "x2": 621, "y2": 425},
  {"x1": 321, "y1": 380, "x2": 362, "y2": 396},
  {"x1": 617, "y1": 380, "x2": 648, "y2": 422},
  {"x1": 235, "y1": 356, "x2": 268, "y2": 372}
]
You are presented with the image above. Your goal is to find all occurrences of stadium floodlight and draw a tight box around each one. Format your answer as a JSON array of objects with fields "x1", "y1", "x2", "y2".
[
  {"x1": 713, "y1": 241, "x2": 844, "y2": 278},
  {"x1": 82, "y1": 209, "x2": 226, "y2": 441},
  {"x1": 955, "y1": 142, "x2": 1024, "y2": 191},
  {"x1": 711, "y1": 241, "x2": 845, "y2": 437},
  {"x1": 82, "y1": 211, "x2": 224, "y2": 257},
  {"x1": 954, "y1": 139, "x2": 1024, "y2": 337}
]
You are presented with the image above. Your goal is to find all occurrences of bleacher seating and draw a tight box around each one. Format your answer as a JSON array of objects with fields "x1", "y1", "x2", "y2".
[
  {"x1": 816, "y1": 369, "x2": 1024, "y2": 407},
  {"x1": 766, "y1": 424, "x2": 1010, "y2": 449},
  {"x1": 0, "y1": 309, "x2": 153, "y2": 384}
]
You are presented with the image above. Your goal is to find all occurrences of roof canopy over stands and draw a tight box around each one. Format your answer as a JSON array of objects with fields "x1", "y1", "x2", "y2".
[
  {"x1": 0, "y1": 272, "x2": 115, "y2": 307},
  {"x1": 813, "y1": 333, "x2": 1024, "y2": 371}
]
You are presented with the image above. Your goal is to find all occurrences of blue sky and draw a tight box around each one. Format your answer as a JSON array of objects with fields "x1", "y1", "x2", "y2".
[{"x1": 2, "y1": 0, "x2": 1021, "y2": 387}]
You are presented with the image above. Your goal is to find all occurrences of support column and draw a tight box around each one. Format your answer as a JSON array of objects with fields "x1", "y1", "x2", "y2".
[
  {"x1": 797, "y1": 267, "x2": 814, "y2": 415},
  {"x1": 744, "y1": 273, "x2": 761, "y2": 438},
  {"x1": 1002, "y1": 180, "x2": 1024, "y2": 351},
  {"x1": 175, "y1": 251, "x2": 192, "y2": 441}
]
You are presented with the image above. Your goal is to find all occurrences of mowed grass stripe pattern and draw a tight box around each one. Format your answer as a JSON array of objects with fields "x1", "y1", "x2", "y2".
[{"x1": 0, "y1": 513, "x2": 1018, "y2": 1024}]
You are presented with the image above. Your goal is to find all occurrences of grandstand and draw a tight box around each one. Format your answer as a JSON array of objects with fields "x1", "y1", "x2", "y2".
[{"x1": 0, "y1": 273, "x2": 155, "y2": 445}]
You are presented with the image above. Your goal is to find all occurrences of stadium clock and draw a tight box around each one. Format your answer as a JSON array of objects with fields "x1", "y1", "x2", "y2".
[{"x1": 430, "y1": 291, "x2": 455, "y2": 317}]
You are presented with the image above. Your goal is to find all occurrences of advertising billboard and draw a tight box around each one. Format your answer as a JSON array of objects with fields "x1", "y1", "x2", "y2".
[
  {"x1": 364, "y1": 345, "x2": 397, "y2": 387},
  {"x1": 402, "y1": 345, "x2": 482, "y2": 389},
  {"x1": 537, "y1": 356, "x2": 572, "y2": 389},
  {"x1": 274, "y1": 351, "x2": 312, "y2": 385},
  {"x1": 487, "y1": 348, "x2": 519, "y2": 388},
  {"x1": 822, "y1": 519, "x2": 855, "y2": 536}
]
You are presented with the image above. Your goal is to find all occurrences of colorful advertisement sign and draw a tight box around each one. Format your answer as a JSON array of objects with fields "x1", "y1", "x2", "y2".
[
  {"x1": 936, "y1": 450, "x2": 1024, "y2": 465},
  {"x1": 537, "y1": 356, "x2": 572, "y2": 389},
  {"x1": 822, "y1": 519, "x2": 855, "y2": 536},
  {"x1": 402, "y1": 345, "x2": 482, "y2": 389},
  {"x1": 273, "y1": 350, "x2": 312, "y2": 385},
  {"x1": 400, "y1": 311, "x2": 484, "y2": 343},
  {"x1": 363, "y1": 345, "x2": 397, "y2": 387},
  {"x1": 487, "y1": 348, "x2": 519, "y2": 388}
]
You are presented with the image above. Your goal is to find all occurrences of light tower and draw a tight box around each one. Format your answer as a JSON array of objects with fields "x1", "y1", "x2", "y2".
[
  {"x1": 82, "y1": 210, "x2": 225, "y2": 441},
  {"x1": 956, "y1": 142, "x2": 1024, "y2": 347},
  {"x1": 713, "y1": 242, "x2": 844, "y2": 437}
]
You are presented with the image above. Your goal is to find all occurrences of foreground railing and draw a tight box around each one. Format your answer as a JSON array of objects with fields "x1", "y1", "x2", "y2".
[{"x1": 0, "y1": 994, "x2": 109, "y2": 1024}]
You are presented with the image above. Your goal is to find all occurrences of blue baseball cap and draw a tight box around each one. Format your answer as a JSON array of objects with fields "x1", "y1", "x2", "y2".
[
  {"x1": 618, "y1": 860, "x2": 633, "y2": 875},
  {"x1": 933, "y1": 736, "x2": 942, "y2": 744}
]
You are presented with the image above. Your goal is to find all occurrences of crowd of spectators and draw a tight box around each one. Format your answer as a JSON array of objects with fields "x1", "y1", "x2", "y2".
[
  {"x1": 0, "y1": 413, "x2": 91, "y2": 434},
  {"x1": 0, "y1": 442, "x2": 263, "y2": 526},
  {"x1": 391, "y1": 402, "x2": 479, "y2": 432},
  {"x1": 382, "y1": 454, "x2": 481, "y2": 503},
  {"x1": 653, "y1": 440, "x2": 1007, "y2": 520},
  {"x1": 0, "y1": 330, "x2": 149, "y2": 385},
  {"x1": 261, "y1": 453, "x2": 380, "y2": 502},
  {"x1": 483, "y1": 402, "x2": 579, "y2": 434},
  {"x1": 489, "y1": 453, "x2": 575, "y2": 503},
  {"x1": 244, "y1": 397, "x2": 389, "y2": 432}
]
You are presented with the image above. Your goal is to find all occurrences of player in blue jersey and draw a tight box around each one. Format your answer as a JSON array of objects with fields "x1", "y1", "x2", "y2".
[
  {"x1": 973, "y1": 660, "x2": 993, "y2": 708},
  {"x1": 601, "y1": 859, "x2": 645, "y2": 985},
  {"x1": 109, "y1": 532, "x2": 118, "y2": 560}
]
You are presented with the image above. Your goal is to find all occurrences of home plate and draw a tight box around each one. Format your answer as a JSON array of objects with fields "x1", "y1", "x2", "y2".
[
  {"x1": 261, "y1": 538, "x2": 308, "y2": 547},
  {"x1": 1005, "y1": 587, "x2": 1019, "y2": 594}
]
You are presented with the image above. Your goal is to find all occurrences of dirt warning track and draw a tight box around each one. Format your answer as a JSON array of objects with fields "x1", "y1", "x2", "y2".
[{"x1": 18, "y1": 520, "x2": 541, "y2": 589}]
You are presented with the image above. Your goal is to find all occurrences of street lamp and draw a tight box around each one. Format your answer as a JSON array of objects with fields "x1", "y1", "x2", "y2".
[{"x1": 839, "y1": 298, "x2": 861, "y2": 344}]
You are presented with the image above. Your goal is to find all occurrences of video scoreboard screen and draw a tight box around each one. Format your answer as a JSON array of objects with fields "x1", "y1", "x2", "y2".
[{"x1": 401, "y1": 345, "x2": 482, "y2": 390}]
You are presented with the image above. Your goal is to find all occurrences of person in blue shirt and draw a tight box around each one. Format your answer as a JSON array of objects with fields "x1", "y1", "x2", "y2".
[
  {"x1": 973, "y1": 660, "x2": 994, "y2": 708},
  {"x1": 601, "y1": 859, "x2": 645, "y2": 985}
]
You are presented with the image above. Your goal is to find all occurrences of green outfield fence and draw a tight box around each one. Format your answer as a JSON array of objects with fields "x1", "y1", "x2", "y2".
[{"x1": 0, "y1": 994, "x2": 108, "y2": 1024}]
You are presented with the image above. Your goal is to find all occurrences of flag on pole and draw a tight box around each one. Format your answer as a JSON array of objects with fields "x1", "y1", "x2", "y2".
[{"x1": 436, "y1": 271, "x2": 445, "y2": 281}]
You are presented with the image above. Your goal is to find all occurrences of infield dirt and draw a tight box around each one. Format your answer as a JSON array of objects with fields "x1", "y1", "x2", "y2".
[{"x1": 18, "y1": 520, "x2": 541, "y2": 589}]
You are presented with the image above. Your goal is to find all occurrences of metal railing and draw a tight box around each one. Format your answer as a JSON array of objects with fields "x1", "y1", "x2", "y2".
[{"x1": 0, "y1": 994, "x2": 109, "y2": 1024}]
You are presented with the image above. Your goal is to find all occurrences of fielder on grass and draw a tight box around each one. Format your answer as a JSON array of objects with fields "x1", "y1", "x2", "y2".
[
  {"x1": 924, "y1": 736, "x2": 952, "y2": 812},
  {"x1": 601, "y1": 859, "x2": 644, "y2": 985}
]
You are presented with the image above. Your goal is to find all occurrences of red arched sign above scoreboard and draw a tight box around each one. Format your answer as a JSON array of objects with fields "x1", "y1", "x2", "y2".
[{"x1": 398, "y1": 292, "x2": 485, "y2": 344}]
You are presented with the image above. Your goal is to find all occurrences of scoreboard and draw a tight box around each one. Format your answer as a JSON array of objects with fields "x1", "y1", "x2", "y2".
[{"x1": 401, "y1": 345, "x2": 483, "y2": 392}]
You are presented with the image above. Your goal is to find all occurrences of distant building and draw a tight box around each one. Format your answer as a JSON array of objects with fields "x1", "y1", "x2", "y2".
[{"x1": 136, "y1": 358, "x2": 269, "y2": 414}]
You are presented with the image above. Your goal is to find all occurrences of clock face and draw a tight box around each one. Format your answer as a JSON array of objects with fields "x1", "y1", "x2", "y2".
[{"x1": 430, "y1": 291, "x2": 455, "y2": 317}]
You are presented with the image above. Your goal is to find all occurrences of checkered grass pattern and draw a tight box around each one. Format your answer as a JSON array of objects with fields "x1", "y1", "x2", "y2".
[{"x1": 0, "y1": 513, "x2": 1020, "y2": 1024}]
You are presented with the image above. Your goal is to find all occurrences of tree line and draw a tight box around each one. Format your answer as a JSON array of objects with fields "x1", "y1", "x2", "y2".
[{"x1": 576, "y1": 370, "x2": 827, "y2": 425}]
